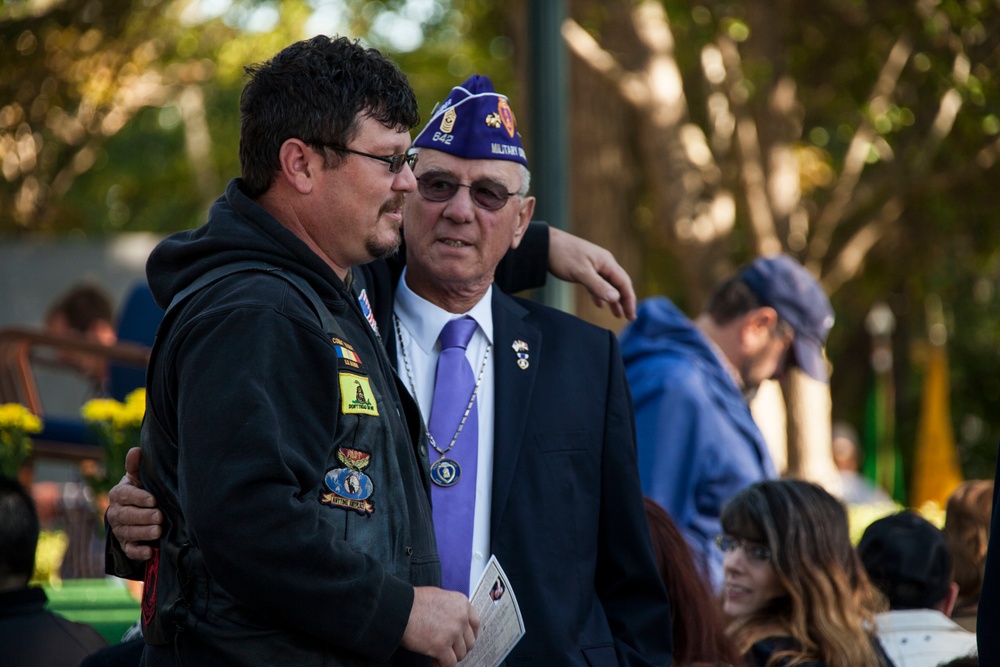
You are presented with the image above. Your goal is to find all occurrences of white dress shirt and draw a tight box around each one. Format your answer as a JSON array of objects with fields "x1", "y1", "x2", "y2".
[
  {"x1": 874, "y1": 609, "x2": 978, "y2": 667},
  {"x1": 393, "y1": 268, "x2": 496, "y2": 595}
]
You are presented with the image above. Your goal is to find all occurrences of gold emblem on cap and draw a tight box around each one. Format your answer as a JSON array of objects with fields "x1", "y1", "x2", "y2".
[
  {"x1": 440, "y1": 107, "x2": 457, "y2": 133},
  {"x1": 485, "y1": 112, "x2": 502, "y2": 129}
]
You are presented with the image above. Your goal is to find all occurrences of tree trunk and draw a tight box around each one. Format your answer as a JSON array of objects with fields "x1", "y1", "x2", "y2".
[
  {"x1": 783, "y1": 371, "x2": 841, "y2": 493},
  {"x1": 564, "y1": 0, "x2": 645, "y2": 332}
]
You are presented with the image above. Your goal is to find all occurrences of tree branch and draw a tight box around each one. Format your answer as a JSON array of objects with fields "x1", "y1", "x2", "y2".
[
  {"x1": 809, "y1": 35, "x2": 912, "y2": 268},
  {"x1": 561, "y1": 18, "x2": 649, "y2": 108},
  {"x1": 717, "y1": 35, "x2": 781, "y2": 255},
  {"x1": 820, "y1": 196, "x2": 903, "y2": 295}
]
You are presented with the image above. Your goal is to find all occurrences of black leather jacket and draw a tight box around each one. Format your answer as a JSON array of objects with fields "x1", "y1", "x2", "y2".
[{"x1": 112, "y1": 180, "x2": 438, "y2": 666}]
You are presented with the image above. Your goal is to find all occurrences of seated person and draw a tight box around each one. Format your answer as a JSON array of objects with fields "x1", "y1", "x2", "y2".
[
  {"x1": 858, "y1": 510, "x2": 978, "y2": 667},
  {"x1": 644, "y1": 497, "x2": 741, "y2": 666},
  {"x1": 719, "y1": 479, "x2": 893, "y2": 667},
  {"x1": 0, "y1": 475, "x2": 107, "y2": 665},
  {"x1": 943, "y1": 480, "x2": 993, "y2": 631}
]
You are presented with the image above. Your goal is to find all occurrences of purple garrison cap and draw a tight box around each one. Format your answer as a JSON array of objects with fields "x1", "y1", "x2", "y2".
[
  {"x1": 739, "y1": 254, "x2": 835, "y2": 382},
  {"x1": 412, "y1": 75, "x2": 528, "y2": 167}
]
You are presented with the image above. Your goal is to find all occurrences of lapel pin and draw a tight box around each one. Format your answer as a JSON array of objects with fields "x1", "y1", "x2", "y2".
[{"x1": 512, "y1": 340, "x2": 529, "y2": 370}]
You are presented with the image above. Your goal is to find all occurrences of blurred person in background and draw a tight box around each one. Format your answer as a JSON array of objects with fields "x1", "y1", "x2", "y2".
[
  {"x1": 831, "y1": 420, "x2": 892, "y2": 506},
  {"x1": 858, "y1": 511, "x2": 977, "y2": 667},
  {"x1": 944, "y1": 479, "x2": 993, "y2": 632},
  {"x1": 0, "y1": 476, "x2": 107, "y2": 665},
  {"x1": 620, "y1": 255, "x2": 834, "y2": 591},
  {"x1": 943, "y1": 480, "x2": 992, "y2": 631},
  {"x1": 718, "y1": 479, "x2": 892, "y2": 667},
  {"x1": 43, "y1": 281, "x2": 118, "y2": 395},
  {"x1": 644, "y1": 497, "x2": 742, "y2": 666}
]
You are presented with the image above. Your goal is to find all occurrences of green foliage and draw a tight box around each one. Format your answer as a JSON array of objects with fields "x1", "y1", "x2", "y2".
[
  {"x1": 1, "y1": 0, "x2": 188, "y2": 232},
  {"x1": 638, "y1": 0, "x2": 1000, "y2": 481},
  {"x1": 0, "y1": 0, "x2": 517, "y2": 236}
]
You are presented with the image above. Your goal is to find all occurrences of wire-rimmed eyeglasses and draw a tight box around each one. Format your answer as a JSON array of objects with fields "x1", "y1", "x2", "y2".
[
  {"x1": 310, "y1": 142, "x2": 418, "y2": 174},
  {"x1": 715, "y1": 534, "x2": 773, "y2": 564}
]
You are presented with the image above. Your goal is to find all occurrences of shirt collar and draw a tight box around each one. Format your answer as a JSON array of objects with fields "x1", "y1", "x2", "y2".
[
  {"x1": 875, "y1": 608, "x2": 967, "y2": 632},
  {"x1": 394, "y1": 267, "x2": 494, "y2": 353}
]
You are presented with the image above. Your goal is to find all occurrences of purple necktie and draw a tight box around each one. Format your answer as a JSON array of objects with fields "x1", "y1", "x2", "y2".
[{"x1": 428, "y1": 317, "x2": 479, "y2": 594}]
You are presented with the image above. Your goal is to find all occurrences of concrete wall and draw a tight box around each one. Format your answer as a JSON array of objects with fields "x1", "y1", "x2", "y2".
[{"x1": 0, "y1": 234, "x2": 162, "y2": 329}]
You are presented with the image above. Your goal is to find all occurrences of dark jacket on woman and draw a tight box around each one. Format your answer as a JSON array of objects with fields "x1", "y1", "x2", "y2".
[{"x1": 746, "y1": 635, "x2": 896, "y2": 667}]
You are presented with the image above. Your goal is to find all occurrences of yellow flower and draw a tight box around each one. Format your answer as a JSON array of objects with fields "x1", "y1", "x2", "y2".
[
  {"x1": 0, "y1": 403, "x2": 41, "y2": 478},
  {"x1": 80, "y1": 399, "x2": 124, "y2": 424},
  {"x1": 32, "y1": 530, "x2": 68, "y2": 584},
  {"x1": 82, "y1": 389, "x2": 145, "y2": 431},
  {"x1": 122, "y1": 388, "x2": 146, "y2": 425},
  {"x1": 81, "y1": 390, "x2": 145, "y2": 493},
  {"x1": 0, "y1": 403, "x2": 42, "y2": 434}
]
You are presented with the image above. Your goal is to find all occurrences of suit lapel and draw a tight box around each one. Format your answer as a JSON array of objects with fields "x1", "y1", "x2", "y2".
[{"x1": 489, "y1": 290, "x2": 541, "y2": 534}]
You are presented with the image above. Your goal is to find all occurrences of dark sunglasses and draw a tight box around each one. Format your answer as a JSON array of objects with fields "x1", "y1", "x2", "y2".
[
  {"x1": 310, "y1": 142, "x2": 418, "y2": 174},
  {"x1": 715, "y1": 534, "x2": 773, "y2": 564},
  {"x1": 416, "y1": 172, "x2": 521, "y2": 211}
]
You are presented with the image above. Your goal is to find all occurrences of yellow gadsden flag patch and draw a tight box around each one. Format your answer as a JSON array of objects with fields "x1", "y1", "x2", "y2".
[{"x1": 339, "y1": 373, "x2": 379, "y2": 416}]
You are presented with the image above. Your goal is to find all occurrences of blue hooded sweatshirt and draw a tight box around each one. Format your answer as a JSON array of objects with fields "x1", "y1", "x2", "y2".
[{"x1": 620, "y1": 297, "x2": 776, "y2": 591}]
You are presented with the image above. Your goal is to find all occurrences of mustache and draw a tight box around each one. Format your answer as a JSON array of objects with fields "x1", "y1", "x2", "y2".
[{"x1": 379, "y1": 194, "x2": 405, "y2": 216}]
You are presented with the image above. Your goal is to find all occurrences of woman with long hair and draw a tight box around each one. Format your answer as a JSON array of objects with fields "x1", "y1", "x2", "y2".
[
  {"x1": 718, "y1": 479, "x2": 892, "y2": 667},
  {"x1": 644, "y1": 498, "x2": 743, "y2": 666}
]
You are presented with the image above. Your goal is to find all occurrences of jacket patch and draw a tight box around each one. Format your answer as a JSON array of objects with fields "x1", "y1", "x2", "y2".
[
  {"x1": 340, "y1": 373, "x2": 379, "y2": 416},
  {"x1": 357, "y1": 288, "x2": 379, "y2": 334},
  {"x1": 141, "y1": 546, "x2": 160, "y2": 627},
  {"x1": 332, "y1": 336, "x2": 362, "y2": 370},
  {"x1": 321, "y1": 448, "x2": 375, "y2": 515}
]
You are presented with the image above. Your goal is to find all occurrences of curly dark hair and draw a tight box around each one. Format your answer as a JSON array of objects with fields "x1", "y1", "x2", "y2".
[{"x1": 239, "y1": 35, "x2": 420, "y2": 198}]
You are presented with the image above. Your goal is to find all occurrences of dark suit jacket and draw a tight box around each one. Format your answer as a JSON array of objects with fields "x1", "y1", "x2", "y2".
[
  {"x1": 977, "y1": 448, "x2": 1000, "y2": 662},
  {"x1": 383, "y1": 287, "x2": 674, "y2": 666}
]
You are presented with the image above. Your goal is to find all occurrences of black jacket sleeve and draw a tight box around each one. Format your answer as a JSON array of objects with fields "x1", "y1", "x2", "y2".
[{"x1": 495, "y1": 220, "x2": 549, "y2": 293}]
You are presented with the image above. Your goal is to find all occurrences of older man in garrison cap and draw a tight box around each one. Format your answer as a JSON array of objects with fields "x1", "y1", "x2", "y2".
[
  {"x1": 620, "y1": 255, "x2": 835, "y2": 592},
  {"x1": 386, "y1": 74, "x2": 672, "y2": 665}
]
